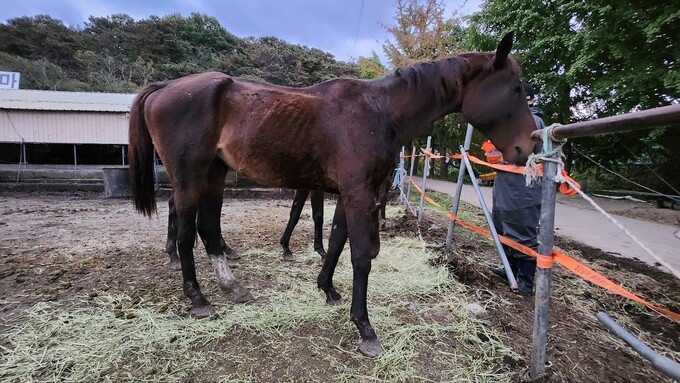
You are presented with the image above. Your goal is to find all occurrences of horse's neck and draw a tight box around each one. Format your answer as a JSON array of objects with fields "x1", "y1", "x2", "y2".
[{"x1": 381, "y1": 56, "x2": 473, "y2": 144}]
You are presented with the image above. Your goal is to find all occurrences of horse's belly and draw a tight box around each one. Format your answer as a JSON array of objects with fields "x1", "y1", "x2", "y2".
[{"x1": 216, "y1": 146, "x2": 335, "y2": 191}]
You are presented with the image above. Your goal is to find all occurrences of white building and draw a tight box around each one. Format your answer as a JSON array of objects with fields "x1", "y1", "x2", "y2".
[{"x1": 0, "y1": 89, "x2": 136, "y2": 165}]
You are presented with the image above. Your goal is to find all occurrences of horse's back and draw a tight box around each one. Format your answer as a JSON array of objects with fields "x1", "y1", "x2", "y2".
[{"x1": 142, "y1": 71, "x2": 395, "y2": 192}]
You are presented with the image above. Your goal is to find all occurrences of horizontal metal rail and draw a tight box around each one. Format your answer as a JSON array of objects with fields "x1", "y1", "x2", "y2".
[{"x1": 531, "y1": 103, "x2": 680, "y2": 141}]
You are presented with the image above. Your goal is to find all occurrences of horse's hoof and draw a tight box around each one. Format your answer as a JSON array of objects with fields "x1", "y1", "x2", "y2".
[
  {"x1": 358, "y1": 338, "x2": 383, "y2": 357},
  {"x1": 225, "y1": 249, "x2": 241, "y2": 260},
  {"x1": 228, "y1": 283, "x2": 254, "y2": 303},
  {"x1": 191, "y1": 304, "x2": 215, "y2": 319},
  {"x1": 282, "y1": 250, "x2": 295, "y2": 261},
  {"x1": 325, "y1": 290, "x2": 342, "y2": 305},
  {"x1": 165, "y1": 259, "x2": 182, "y2": 271},
  {"x1": 326, "y1": 297, "x2": 343, "y2": 305}
]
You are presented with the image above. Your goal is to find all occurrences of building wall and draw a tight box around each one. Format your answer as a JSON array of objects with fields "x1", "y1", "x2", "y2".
[{"x1": 0, "y1": 110, "x2": 129, "y2": 144}]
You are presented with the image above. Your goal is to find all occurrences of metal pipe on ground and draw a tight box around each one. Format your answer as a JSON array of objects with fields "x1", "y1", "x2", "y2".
[{"x1": 597, "y1": 311, "x2": 680, "y2": 382}]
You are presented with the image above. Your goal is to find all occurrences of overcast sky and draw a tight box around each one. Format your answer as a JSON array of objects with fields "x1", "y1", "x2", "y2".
[{"x1": 2, "y1": 0, "x2": 482, "y2": 63}]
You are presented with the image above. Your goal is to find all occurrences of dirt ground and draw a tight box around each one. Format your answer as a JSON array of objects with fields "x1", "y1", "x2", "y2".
[{"x1": 0, "y1": 190, "x2": 679, "y2": 382}]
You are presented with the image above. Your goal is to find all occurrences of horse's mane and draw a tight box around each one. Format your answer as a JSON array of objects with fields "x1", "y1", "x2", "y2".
[{"x1": 390, "y1": 52, "x2": 522, "y2": 107}]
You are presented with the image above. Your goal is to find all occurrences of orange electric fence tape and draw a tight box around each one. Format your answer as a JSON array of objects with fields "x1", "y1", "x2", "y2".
[
  {"x1": 402, "y1": 151, "x2": 580, "y2": 196},
  {"x1": 408, "y1": 179, "x2": 680, "y2": 322}
]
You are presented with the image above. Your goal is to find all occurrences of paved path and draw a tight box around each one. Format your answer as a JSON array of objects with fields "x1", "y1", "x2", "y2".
[{"x1": 425, "y1": 179, "x2": 680, "y2": 275}]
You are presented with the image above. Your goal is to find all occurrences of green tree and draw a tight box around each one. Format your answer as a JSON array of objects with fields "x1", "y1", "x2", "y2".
[
  {"x1": 0, "y1": 52, "x2": 87, "y2": 90},
  {"x1": 357, "y1": 52, "x2": 387, "y2": 79},
  {"x1": 466, "y1": 0, "x2": 680, "y2": 193},
  {"x1": 0, "y1": 13, "x2": 359, "y2": 98},
  {"x1": 219, "y1": 36, "x2": 357, "y2": 87},
  {"x1": 382, "y1": 0, "x2": 468, "y2": 179},
  {"x1": 0, "y1": 15, "x2": 81, "y2": 70}
]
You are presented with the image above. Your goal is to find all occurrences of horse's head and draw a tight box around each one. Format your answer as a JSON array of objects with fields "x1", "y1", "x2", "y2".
[{"x1": 461, "y1": 32, "x2": 538, "y2": 165}]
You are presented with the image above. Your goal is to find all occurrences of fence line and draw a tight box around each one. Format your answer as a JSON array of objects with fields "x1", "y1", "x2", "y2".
[
  {"x1": 397, "y1": 104, "x2": 680, "y2": 381},
  {"x1": 530, "y1": 104, "x2": 680, "y2": 380}
]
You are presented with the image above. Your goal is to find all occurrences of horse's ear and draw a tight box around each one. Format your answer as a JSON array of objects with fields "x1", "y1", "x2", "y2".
[{"x1": 493, "y1": 31, "x2": 514, "y2": 70}]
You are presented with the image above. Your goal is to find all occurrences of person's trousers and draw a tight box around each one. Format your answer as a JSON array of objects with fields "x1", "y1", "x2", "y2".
[{"x1": 492, "y1": 205, "x2": 540, "y2": 291}]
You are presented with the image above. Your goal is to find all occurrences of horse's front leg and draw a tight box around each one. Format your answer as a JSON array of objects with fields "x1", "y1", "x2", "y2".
[
  {"x1": 310, "y1": 190, "x2": 327, "y2": 258},
  {"x1": 317, "y1": 195, "x2": 348, "y2": 305},
  {"x1": 344, "y1": 191, "x2": 383, "y2": 357}
]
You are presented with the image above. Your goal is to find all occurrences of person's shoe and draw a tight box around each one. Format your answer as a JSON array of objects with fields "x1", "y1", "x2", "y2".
[
  {"x1": 514, "y1": 283, "x2": 534, "y2": 296},
  {"x1": 488, "y1": 266, "x2": 508, "y2": 279},
  {"x1": 515, "y1": 260, "x2": 536, "y2": 296}
]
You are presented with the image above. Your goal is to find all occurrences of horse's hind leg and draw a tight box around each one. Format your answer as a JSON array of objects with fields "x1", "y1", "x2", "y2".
[
  {"x1": 345, "y1": 190, "x2": 383, "y2": 357},
  {"x1": 173, "y1": 185, "x2": 214, "y2": 318},
  {"x1": 197, "y1": 161, "x2": 240, "y2": 260},
  {"x1": 310, "y1": 190, "x2": 327, "y2": 258},
  {"x1": 280, "y1": 189, "x2": 309, "y2": 261},
  {"x1": 317, "y1": 196, "x2": 348, "y2": 305},
  {"x1": 378, "y1": 175, "x2": 391, "y2": 230},
  {"x1": 165, "y1": 195, "x2": 181, "y2": 270},
  {"x1": 197, "y1": 160, "x2": 252, "y2": 303},
  {"x1": 165, "y1": 166, "x2": 237, "y2": 271}
]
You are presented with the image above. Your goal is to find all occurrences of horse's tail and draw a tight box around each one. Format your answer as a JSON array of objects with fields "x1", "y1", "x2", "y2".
[{"x1": 128, "y1": 83, "x2": 165, "y2": 217}]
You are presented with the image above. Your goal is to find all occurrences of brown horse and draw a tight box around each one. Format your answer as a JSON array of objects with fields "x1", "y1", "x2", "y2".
[{"x1": 129, "y1": 32, "x2": 536, "y2": 357}]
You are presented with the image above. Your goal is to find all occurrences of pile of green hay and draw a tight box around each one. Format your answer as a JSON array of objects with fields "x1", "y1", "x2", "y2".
[{"x1": 0, "y1": 236, "x2": 519, "y2": 382}]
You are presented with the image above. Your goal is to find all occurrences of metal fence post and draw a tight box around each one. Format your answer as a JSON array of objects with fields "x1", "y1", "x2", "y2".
[
  {"x1": 445, "y1": 124, "x2": 475, "y2": 251},
  {"x1": 406, "y1": 146, "x2": 416, "y2": 201},
  {"x1": 459, "y1": 146, "x2": 518, "y2": 290},
  {"x1": 530, "y1": 138, "x2": 559, "y2": 380},
  {"x1": 418, "y1": 136, "x2": 432, "y2": 222},
  {"x1": 398, "y1": 146, "x2": 406, "y2": 203}
]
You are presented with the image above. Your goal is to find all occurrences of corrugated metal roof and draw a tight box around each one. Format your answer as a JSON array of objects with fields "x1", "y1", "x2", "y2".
[{"x1": 0, "y1": 89, "x2": 136, "y2": 112}]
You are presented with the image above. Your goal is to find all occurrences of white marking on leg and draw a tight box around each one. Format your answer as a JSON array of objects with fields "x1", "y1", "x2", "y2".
[{"x1": 209, "y1": 255, "x2": 236, "y2": 292}]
